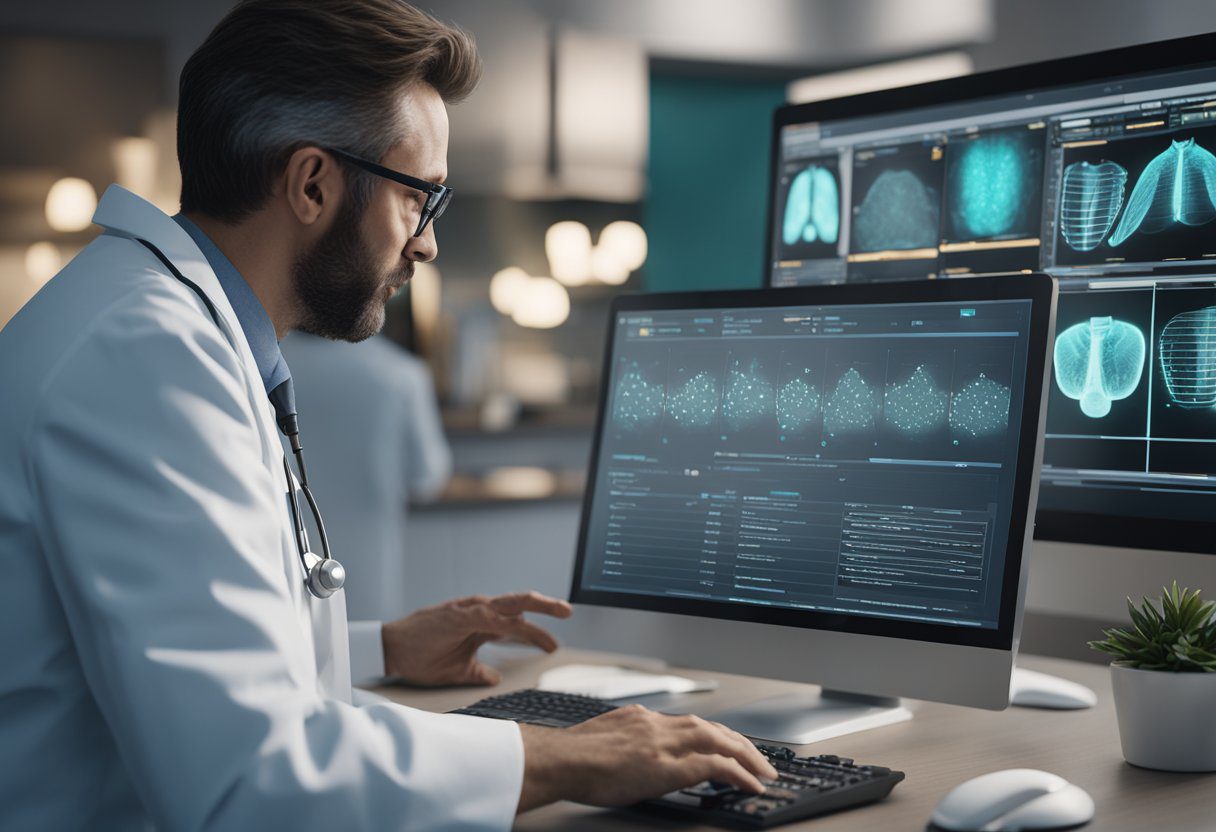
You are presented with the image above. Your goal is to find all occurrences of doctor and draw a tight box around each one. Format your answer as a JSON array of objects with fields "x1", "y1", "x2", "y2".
[{"x1": 0, "y1": 0, "x2": 775, "y2": 828}]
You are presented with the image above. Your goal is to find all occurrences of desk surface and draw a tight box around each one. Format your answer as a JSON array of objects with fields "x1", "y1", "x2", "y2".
[{"x1": 373, "y1": 649, "x2": 1216, "y2": 830}]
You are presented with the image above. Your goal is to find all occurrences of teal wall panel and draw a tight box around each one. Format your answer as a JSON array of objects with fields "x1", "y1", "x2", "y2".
[{"x1": 644, "y1": 73, "x2": 787, "y2": 292}]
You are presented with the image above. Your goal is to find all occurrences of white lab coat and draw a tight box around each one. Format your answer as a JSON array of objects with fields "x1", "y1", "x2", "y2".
[{"x1": 0, "y1": 185, "x2": 523, "y2": 830}]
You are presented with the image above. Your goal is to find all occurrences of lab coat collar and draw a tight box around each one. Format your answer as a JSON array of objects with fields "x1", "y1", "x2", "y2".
[
  {"x1": 92, "y1": 185, "x2": 249, "y2": 362},
  {"x1": 172, "y1": 213, "x2": 293, "y2": 400},
  {"x1": 91, "y1": 185, "x2": 282, "y2": 467}
]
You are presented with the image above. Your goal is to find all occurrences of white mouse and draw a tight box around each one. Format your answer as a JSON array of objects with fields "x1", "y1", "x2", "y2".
[
  {"x1": 1009, "y1": 667, "x2": 1097, "y2": 710},
  {"x1": 931, "y1": 769, "x2": 1094, "y2": 831}
]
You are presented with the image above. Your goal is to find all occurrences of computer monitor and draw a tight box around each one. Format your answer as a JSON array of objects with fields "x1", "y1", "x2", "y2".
[
  {"x1": 569, "y1": 275, "x2": 1055, "y2": 742},
  {"x1": 766, "y1": 33, "x2": 1216, "y2": 556}
]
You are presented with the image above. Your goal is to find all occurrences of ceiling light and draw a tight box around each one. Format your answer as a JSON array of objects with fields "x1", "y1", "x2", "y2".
[
  {"x1": 598, "y1": 221, "x2": 648, "y2": 272},
  {"x1": 112, "y1": 137, "x2": 159, "y2": 198},
  {"x1": 545, "y1": 221, "x2": 593, "y2": 286},
  {"x1": 512, "y1": 276, "x2": 570, "y2": 329},
  {"x1": 25, "y1": 242, "x2": 62, "y2": 285},
  {"x1": 490, "y1": 266, "x2": 531, "y2": 315},
  {"x1": 591, "y1": 246, "x2": 631, "y2": 285},
  {"x1": 45, "y1": 177, "x2": 98, "y2": 233}
]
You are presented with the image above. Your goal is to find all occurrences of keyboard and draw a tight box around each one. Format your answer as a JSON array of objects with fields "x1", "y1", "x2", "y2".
[{"x1": 451, "y1": 688, "x2": 904, "y2": 828}]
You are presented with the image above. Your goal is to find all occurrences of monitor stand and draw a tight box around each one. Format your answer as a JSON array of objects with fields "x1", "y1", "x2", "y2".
[{"x1": 706, "y1": 688, "x2": 913, "y2": 745}]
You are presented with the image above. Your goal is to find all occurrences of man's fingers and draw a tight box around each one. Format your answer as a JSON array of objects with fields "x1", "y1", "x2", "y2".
[
  {"x1": 497, "y1": 618, "x2": 560, "y2": 653},
  {"x1": 453, "y1": 594, "x2": 492, "y2": 608},
  {"x1": 465, "y1": 661, "x2": 502, "y2": 686},
  {"x1": 681, "y1": 754, "x2": 766, "y2": 795},
  {"x1": 706, "y1": 721, "x2": 778, "y2": 780},
  {"x1": 668, "y1": 717, "x2": 776, "y2": 780},
  {"x1": 486, "y1": 591, "x2": 573, "y2": 619},
  {"x1": 461, "y1": 607, "x2": 559, "y2": 653}
]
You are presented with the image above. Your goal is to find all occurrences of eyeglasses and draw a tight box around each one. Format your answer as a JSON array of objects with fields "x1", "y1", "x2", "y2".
[{"x1": 326, "y1": 147, "x2": 453, "y2": 238}]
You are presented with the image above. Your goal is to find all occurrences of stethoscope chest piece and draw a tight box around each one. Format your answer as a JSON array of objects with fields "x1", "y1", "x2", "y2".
[{"x1": 302, "y1": 551, "x2": 346, "y2": 599}]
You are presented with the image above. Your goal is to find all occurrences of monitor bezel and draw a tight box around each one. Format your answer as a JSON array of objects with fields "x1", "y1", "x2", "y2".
[
  {"x1": 569, "y1": 274, "x2": 1055, "y2": 651},
  {"x1": 764, "y1": 32, "x2": 1216, "y2": 556}
]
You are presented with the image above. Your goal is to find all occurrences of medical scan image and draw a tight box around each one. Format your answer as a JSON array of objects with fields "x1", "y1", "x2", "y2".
[
  {"x1": 1159, "y1": 305, "x2": 1216, "y2": 409},
  {"x1": 1054, "y1": 127, "x2": 1216, "y2": 267},
  {"x1": 1046, "y1": 289, "x2": 1153, "y2": 438},
  {"x1": 774, "y1": 156, "x2": 843, "y2": 262},
  {"x1": 1059, "y1": 160, "x2": 1128, "y2": 252},
  {"x1": 944, "y1": 128, "x2": 1044, "y2": 242},
  {"x1": 1108, "y1": 137, "x2": 1216, "y2": 246},
  {"x1": 1146, "y1": 287, "x2": 1216, "y2": 443},
  {"x1": 604, "y1": 337, "x2": 1017, "y2": 463},
  {"x1": 824, "y1": 366, "x2": 880, "y2": 436},
  {"x1": 776, "y1": 364, "x2": 823, "y2": 435},
  {"x1": 665, "y1": 362, "x2": 721, "y2": 431},
  {"x1": 849, "y1": 143, "x2": 943, "y2": 254},
  {"x1": 721, "y1": 357, "x2": 776, "y2": 432},
  {"x1": 610, "y1": 360, "x2": 666, "y2": 431},
  {"x1": 852, "y1": 169, "x2": 939, "y2": 252},
  {"x1": 949, "y1": 374, "x2": 1011, "y2": 439},
  {"x1": 884, "y1": 364, "x2": 949, "y2": 436},
  {"x1": 1053, "y1": 316, "x2": 1147, "y2": 418}
]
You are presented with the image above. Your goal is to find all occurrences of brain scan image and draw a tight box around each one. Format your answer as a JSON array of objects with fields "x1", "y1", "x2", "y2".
[
  {"x1": 1059, "y1": 161, "x2": 1128, "y2": 252},
  {"x1": 1159, "y1": 305, "x2": 1216, "y2": 409},
  {"x1": 948, "y1": 131, "x2": 1041, "y2": 240},
  {"x1": 1108, "y1": 138, "x2": 1216, "y2": 247},
  {"x1": 782, "y1": 164, "x2": 840, "y2": 248},
  {"x1": 1053, "y1": 316, "x2": 1146, "y2": 418},
  {"x1": 852, "y1": 169, "x2": 939, "y2": 252},
  {"x1": 884, "y1": 365, "x2": 948, "y2": 436}
]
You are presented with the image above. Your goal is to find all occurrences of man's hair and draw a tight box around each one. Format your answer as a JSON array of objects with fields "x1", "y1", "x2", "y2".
[{"x1": 178, "y1": 0, "x2": 480, "y2": 222}]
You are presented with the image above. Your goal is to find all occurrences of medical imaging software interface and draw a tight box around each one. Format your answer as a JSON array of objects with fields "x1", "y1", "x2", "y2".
[
  {"x1": 577, "y1": 299, "x2": 1033, "y2": 630},
  {"x1": 770, "y1": 63, "x2": 1216, "y2": 526}
]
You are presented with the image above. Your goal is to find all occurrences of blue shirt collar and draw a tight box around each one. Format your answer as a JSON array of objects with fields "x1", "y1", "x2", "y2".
[{"x1": 172, "y1": 214, "x2": 293, "y2": 406}]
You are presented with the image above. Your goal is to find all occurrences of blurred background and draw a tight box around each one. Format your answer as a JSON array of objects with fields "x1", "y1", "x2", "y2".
[{"x1": 4, "y1": 0, "x2": 1216, "y2": 632}]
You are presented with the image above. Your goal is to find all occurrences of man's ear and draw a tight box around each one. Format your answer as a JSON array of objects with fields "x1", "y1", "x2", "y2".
[{"x1": 283, "y1": 146, "x2": 338, "y2": 226}]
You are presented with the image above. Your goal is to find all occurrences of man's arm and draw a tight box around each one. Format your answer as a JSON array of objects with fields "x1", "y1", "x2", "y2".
[{"x1": 27, "y1": 295, "x2": 522, "y2": 830}]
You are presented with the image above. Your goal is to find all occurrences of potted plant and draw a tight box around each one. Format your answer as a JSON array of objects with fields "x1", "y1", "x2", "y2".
[{"x1": 1089, "y1": 582, "x2": 1216, "y2": 772}]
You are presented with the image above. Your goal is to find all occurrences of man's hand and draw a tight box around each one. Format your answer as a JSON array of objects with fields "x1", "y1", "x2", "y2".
[
  {"x1": 516, "y1": 705, "x2": 779, "y2": 812},
  {"x1": 382, "y1": 591, "x2": 572, "y2": 686}
]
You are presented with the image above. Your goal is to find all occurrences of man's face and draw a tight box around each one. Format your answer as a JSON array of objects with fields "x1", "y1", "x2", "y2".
[{"x1": 292, "y1": 84, "x2": 449, "y2": 342}]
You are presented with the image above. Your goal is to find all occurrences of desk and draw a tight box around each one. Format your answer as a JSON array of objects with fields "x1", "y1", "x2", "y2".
[{"x1": 373, "y1": 649, "x2": 1216, "y2": 830}]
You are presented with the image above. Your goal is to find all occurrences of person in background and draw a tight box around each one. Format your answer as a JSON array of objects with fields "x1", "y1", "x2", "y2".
[{"x1": 280, "y1": 322, "x2": 452, "y2": 622}]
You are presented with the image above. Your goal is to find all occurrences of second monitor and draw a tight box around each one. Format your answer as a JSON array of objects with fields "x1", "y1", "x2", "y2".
[{"x1": 569, "y1": 275, "x2": 1056, "y2": 743}]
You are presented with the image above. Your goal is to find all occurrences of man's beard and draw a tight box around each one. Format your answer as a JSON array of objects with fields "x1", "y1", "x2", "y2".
[{"x1": 291, "y1": 194, "x2": 413, "y2": 342}]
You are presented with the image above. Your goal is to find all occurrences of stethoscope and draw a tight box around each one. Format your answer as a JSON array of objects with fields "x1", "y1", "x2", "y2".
[{"x1": 135, "y1": 237, "x2": 347, "y2": 600}]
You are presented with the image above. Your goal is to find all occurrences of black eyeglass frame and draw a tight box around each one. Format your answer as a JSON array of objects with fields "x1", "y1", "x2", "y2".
[{"x1": 326, "y1": 147, "x2": 452, "y2": 238}]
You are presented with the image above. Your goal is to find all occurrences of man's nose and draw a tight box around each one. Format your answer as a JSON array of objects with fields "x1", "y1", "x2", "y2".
[{"x1": 406, "y1": 223, "x2": 438, "y2": 263}]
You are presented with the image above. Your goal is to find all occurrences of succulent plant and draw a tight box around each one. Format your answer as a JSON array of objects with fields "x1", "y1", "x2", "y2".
[{"x1": 1089, "y1": 581, "x2": 1216, "y2": 672}]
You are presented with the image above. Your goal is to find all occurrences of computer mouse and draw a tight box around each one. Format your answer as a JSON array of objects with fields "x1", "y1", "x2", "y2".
[
  {"x1": 931, "y1": 769, "x2": 1094, "y2": 831},
  {"x1": 1009, "y1": 667, "x2": 1097, "y2": 710}
]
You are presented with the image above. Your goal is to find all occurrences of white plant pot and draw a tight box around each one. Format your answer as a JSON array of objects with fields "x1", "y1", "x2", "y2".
[{"x1": 1110, "y1": 663, "x2": 1216, "y2": 772}]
